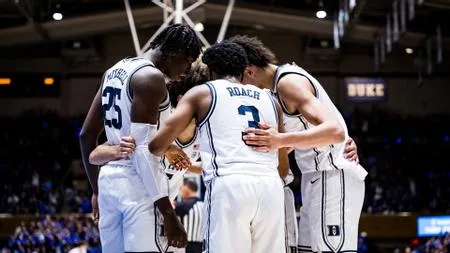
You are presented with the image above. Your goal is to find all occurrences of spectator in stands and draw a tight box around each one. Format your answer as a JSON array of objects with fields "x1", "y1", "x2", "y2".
[{"x1": 5, "y1": 214, "x2": 100, "y2": 253}]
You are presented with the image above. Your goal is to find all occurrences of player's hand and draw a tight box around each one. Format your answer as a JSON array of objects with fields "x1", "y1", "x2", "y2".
[
  {"x1": 165, "y1": 144, "x2": 191, "y2": 170},
  {"x1": 344, "y1": 137, "x2": 359, "y2": 164},
  {"x1": 116, "y1": 136, "x2": 136, "y2": 159},
  {"x1": 242, "y1": 122, "x2": 282, "y2": 152},
  {"x1": 164, "y1": 212, "x2": 188, "y2": 248},
  {"x1": 91, "y1": 193, "x2": 99, "y2": 226}
]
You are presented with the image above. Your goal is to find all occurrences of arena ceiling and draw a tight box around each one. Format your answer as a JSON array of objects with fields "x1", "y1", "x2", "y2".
[{"x1": 0, "y1": 0, "x2": 449, "y2": 58}]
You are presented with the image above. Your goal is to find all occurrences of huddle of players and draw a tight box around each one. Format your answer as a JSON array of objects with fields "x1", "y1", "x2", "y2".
[{"x1": 80, "y1": 24, "x2": 366, "y2": 253}]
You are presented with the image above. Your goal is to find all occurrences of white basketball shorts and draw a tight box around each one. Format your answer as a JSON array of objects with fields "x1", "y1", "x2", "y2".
[
  {"x1": 202, "y1": 174, "x2": 285, "y2": 253},
  {"x1": 98, "y1": 164, "x2": 174, "y2": 253},
  {"x1": 298, "y1": 169, "x2": 365, "y2": 253},
  {"x1": 285, "y1": 186, "x2": 299, "y2": 253}
]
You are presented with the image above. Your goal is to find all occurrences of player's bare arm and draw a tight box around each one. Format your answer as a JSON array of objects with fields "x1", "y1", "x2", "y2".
[
  {"x1": 149, "y1": 84, "x2": 210, "y2": 155},
  {"x1": 275, "y1": 99, "x2": 289, "y2": 178},
  {"x1": 79, "y1": 87, "x2": 105, "y2": 225},
  {"x1": 89, "y1": 136, "x2": 136, "y2": 165},
  {"x1": 131, "y1": 67, "x2": 187, "y2": 248},
  {"x1": 244, "y1": 74, "x2": 345, "y2": 151},
  {"x1": 188, "y1": 161, "x2": 202, "y2": 174}
]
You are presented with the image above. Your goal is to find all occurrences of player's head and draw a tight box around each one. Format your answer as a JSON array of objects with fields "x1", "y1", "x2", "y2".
[
  {"x1": 149, "y1": 24, "x2": 202, "y2": 79},
  {"x1": 167, "y1": 60, "x2": 210, "y2": 108},
  {"x1": 202, "y1": 41, "x2": 248, "y2": 81},
  {"x1": 227, "y1": 35, "x2": 278, "y2": 85},
  {"x1": 180, "y1": 179, "x2": 198, "y2": 200}
]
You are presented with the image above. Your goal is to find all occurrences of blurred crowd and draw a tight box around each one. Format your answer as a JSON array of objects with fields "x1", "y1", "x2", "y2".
[
  {"x1": 2, "y1": 214, "x2": 100, "y2": 253},
  {"x1": 356, "y1": 233, "x2": 449, "y2": 253},
  {"x1": 399, "y1": 233, "x2": 449, "y2": 253},
  {"x1": 0, "y1": 108, "x2": 449, "y2": 215},
  {"x1": 345, "y1": 108, "x2": 450, "y2": 213},
  {"x1": 0, "y1": 109, "x2": 90, "y2": 215}
]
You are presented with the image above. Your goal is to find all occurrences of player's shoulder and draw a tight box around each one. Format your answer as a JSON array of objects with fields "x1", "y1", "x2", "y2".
[
  {"x1": 132, "y1": 64, "x2": 164, "y2": 82},
  {"x1": 277, "y1": 72, "x2": 313, "y2": 96},
  {"x1": 130, "y1": 65, "x2": 165, "y2": 90},
  {"x1": 185, "y1": 83, "x2": 210, "y2": 97},
  {"x1": 129, "y1": 65, "x2": 166, "y2": 98}
]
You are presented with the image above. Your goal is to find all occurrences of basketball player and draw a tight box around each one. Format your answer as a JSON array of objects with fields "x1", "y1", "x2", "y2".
[
  {"x1": 229, "y1": 35, "x2": 366, "y2": 253},
  {"x1": 79, "y1": 24, "x2": 202, "y2": 252},
  {"x1": 88, "y1": 62, "x2": 209, "y2": 200},
  {"x1": 149, "y1": 42, "x2": 289, "y2": 253}
]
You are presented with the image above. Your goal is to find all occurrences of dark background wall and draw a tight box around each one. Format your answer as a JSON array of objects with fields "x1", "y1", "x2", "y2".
[{"x1": 0, "y1": 29, "x2": 448, "y2": 116}]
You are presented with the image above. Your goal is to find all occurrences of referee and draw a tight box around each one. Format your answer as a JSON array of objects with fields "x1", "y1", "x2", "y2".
[{"x1": 175, "y1": 179, "x2": 204, "y2": 253}]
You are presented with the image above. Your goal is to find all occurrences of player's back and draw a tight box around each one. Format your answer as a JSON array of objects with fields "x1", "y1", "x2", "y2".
[
  {"x1": 198, "y1": 79, "x2": 279, "y2": 183},
  {"x1": 100, "y1": 57, "x2": 170, "y2": 167}
]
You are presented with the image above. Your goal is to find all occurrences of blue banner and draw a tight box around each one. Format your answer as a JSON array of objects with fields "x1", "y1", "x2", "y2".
[
  {"x1": 417, "y1": 215, "x2": 450, "y2": 237},
  {"x1": 345, "y1": 77, "x2": 387, "y2": 102}
]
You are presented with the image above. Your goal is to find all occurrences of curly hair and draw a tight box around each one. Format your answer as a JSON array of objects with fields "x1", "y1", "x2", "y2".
[
  {"x1": 202, "y1": 41, "x2": 248, "y2": 78},
  {"x1": 227, "y1": 35, "x2": 278, "y2": 67},
  {"x1": 150, "y1": 24, "x2": 202, "y2": 60},
  {"x1": 167, "y1": 61, "x2": 210, "y2": 108}
]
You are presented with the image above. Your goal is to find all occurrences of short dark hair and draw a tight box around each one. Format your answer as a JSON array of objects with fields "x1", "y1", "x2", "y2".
[
  {"x1": 227, "y1": 35, "x2": 278, "y2": 67},
  {"x1": 202, "y1": 41, "x2": 248, "y2": 78},
  {"x1": 183, "y1": 179, "x2": 198, "y2": 192},
  {"x1": 150, "y1": 24, "x2": 202, "y2": 60},
  {"x1": 167, "y1": 61, "x2": 210, "y2": 107}
]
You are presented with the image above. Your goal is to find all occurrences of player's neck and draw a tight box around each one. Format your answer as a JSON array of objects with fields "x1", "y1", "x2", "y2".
[
  {"x1": 259, "y1": 64, "x2": 278, "y2": 90},
  {"x1": 218, "y1": 75, "x2": 241, "y2": 84},
  {"x1": 144, "y1": 49, "x2": 166, "y2": 73}
]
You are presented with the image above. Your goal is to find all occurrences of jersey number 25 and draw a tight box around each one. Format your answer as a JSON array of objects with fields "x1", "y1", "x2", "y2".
[{"x1": 102, "y1": 87, "x2": 122, "y2": 129}]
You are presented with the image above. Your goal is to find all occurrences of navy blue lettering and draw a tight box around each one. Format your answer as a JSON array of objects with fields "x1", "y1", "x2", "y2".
[
  {"x1": 253, "y1": 91, "x2": 260, "y2": 100},
  {"x1": 226, "y1": 87, "x2": 260, "y2": 100},
  {"x1": 233, "y1": 87, "x2": 241, "y2": 96},
  {"x1": 226, "y1": 87, "x2": 235, "y2": 97},
  {"x1": 240, "y1": 87, "x2": 248, "y2": 97},
  {"x1": 107, "y1": 68, "x2": 128, "y2": 85}
]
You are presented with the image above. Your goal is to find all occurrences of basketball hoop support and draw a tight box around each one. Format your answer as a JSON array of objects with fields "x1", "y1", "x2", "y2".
[{"x1": 124, "y1": 0, "x2": 235, "y2": 56}]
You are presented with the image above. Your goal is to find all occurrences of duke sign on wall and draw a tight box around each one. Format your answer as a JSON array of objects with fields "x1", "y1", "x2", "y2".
[{"x1": 345, "y1": 77, "x2": 387, "y2": 102}]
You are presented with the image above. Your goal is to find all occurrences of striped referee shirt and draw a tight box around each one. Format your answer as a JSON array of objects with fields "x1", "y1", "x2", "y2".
[{"x1": 175, "y1": 197, "x2": 204, "y2": 242}]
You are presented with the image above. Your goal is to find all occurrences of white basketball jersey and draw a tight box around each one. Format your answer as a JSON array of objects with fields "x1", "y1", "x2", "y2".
[
  {"x1": 198, "y1": 79, "x2": 279, "y2": 184},
  {"x1": 272, "y1": 63, "x2": 349, "y2": 174},
  {"x1": 101, "y1": 57, "x2": 171, "y2": 167}
]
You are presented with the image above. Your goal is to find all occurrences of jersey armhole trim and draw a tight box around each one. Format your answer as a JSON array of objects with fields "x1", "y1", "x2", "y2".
[
  {"x1": 99, "y1": 71, "x2": 107, "y2": 97},
  {"x1": 126, "y1": 63, "x2": 155, "y2": 102},
  {"x1": 198, "y1": 82, "x2": 217, "y2": 128},
  {"x1": 275, "y1": 71, "x2": 318, "y2": 116},
  {"x1": 175, "y1": 128, "x2": 198, "y2": 148},
  {"x1": 159, "y1": 93, "x2": 171, "y2": 111}
]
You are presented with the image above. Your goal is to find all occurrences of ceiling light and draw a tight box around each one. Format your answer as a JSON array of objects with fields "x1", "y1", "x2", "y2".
[
  {"x1": 52, "y1": 12, "x2": 63, "y2": 21},
  {"x1": 316, "y1": 10, "x2": 327, "y2": 19},
  {"x1": 194, "y1": 22, "x2": 204, "y2": 32},
  {"x1": 405, "y1": 48, "x2": 413, "y2": 54}
]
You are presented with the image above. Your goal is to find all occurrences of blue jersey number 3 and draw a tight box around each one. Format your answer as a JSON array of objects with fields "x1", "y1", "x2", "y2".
[
  {"x1": 238, "y1": 105, "x2": 260, "y2": 128},
  {"x1": 238, "y1": 105, "x2": 260, "y2": 145}
]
